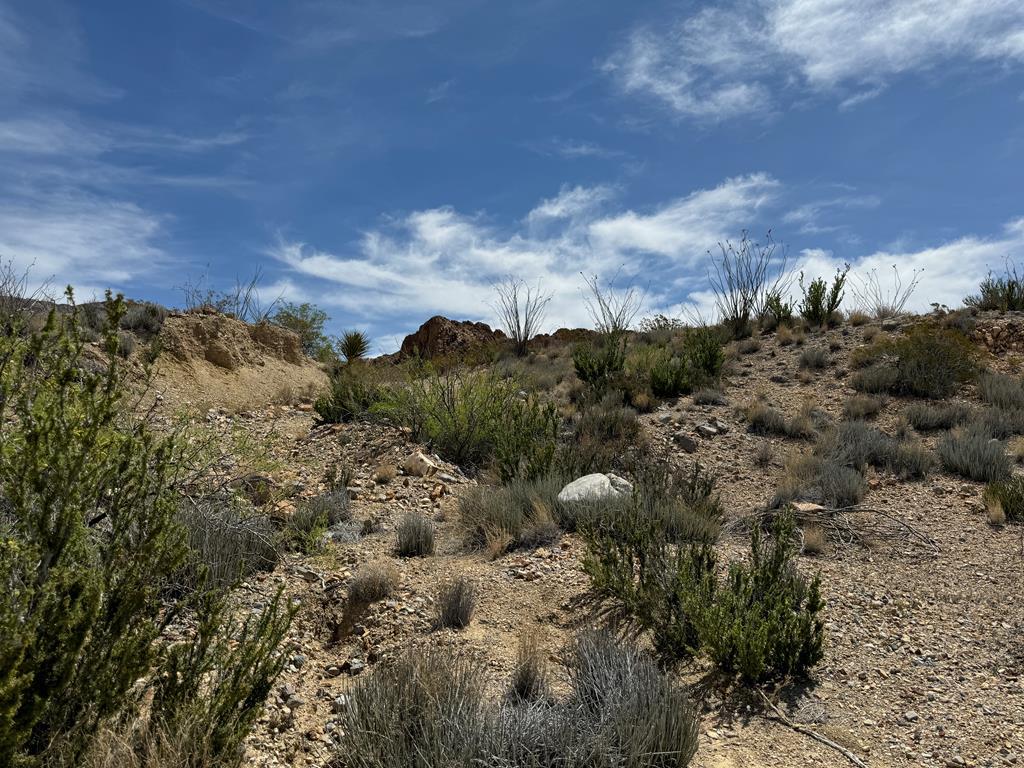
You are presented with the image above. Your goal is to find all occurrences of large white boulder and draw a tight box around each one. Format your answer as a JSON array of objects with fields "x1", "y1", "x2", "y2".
[{"x1": 557, "y1": 473, "x2": 633, "y2": 504}]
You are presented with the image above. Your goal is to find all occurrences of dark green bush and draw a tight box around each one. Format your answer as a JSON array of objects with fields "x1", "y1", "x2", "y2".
[
  {"x1": 698, "y1": 513, "x2": 825, "y2": 683},
  {"x1": 557, "y1": 392, "x2": 644, "y2": 478},
  {"x1": 573, "y1": 333, "x2": 626, "y2": 386},
  {"x1": 965, "y1": 263, "x2": 1024, "y2": 311},
  {"x1": 851, "y1": 323, "x2": 978, "y2": 399},
  {"x1": 937, "y1": 430, "x2": 1011, "y2": 482},
  {"x1": 799, "y1": 267, "x2": 848, "y2": 327},
  {"x1": 0, "y1": 294, "x2": 292, "y2": 767},
  {"x1": 120, "y1": 302, "x2": 168, "y2": 335},
  {"x1": 647, "y1": 327, "x2": 725, "y2": 397},
  {"x1": 272, "y1": 302, "x2": 332, "y2": 358},
  {"x1": 583, "y1": 509, "x2": 824, "y2": 683},
  {"x1": 314, "y1": 363, "x2": 388, "y2": 423},
  {"x1": 905, "y1": 402, "x2": 972, "y2": 431},
  {"x1": 396, "y1": 513, "x2": 435, "y2": 557},
  {"x1": 338, "y1": 329, "x2": 371, "y2": 361}
]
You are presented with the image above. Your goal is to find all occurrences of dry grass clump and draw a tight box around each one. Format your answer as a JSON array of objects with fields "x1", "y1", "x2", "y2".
[
  {"x1": 801, "y1": 523, "x2": 827, "y2": 555},
  {"x1": 745, "y1": 401, "x2": 816, "y2": 439},
  {"x1": 435, "y1": 576, "x2": 476, "y2": 629},
  {"x1": 349, "y1": 562, "x2": 400, "y2": 604},
  {"x1": 754, "y1": 442, "x2": 774, "y2": 468},
  {"x1": 372, "y1": 464, "x2": 397, "y2": 484},
  {"x1": 817, "y1": 421, "x2": 934, "y2": 480},
  {"x1": 693, "y1": 388, "x2": 727, "y2": 405},
  {"x1": 772, "y1": 453, "x2": 867, "y2": 509},
  {"x1": 458, "y1": 475, "x2": 563, "y2": 555},
  {"x1": 508, "y1": 631, "x2": 550, "y2": 702},
  {"x1": 843, "y1": 394, "x2": 883, "y2": 421},
  {"x1": 396, "y1": 513, "x2": 435, "y2": 557},
  {"x1": 798, "y1": 346, "x2": 829, "y2": 370},
  {"x1": 982, "y1": 477, "x2": 1024, "y2": 524},
  {"x1": 737, "y1": 338, "x2": 761, "y2": 355},
  {"x1": 978, "y1": 373, "x2": 1024, "y2": 410},
  {"x1": 848, "y1": 310, "x2": 871, "y2": 326},
  {"x1": 904, "y1": 402, "x2": 972, "y2": 431},
  {"x1": 777, "y1": 325, "x2": 805, "y2": 346},
  {"x1": 937, "y1": 430, "x2": 1011, "y2": 482}
]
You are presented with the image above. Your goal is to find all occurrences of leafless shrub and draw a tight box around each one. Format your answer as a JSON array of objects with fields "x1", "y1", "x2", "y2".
[
  {"x1": 349, "y1": 562, "x2": 400, "y2": 604},
  {"x1": 494, "y1": 276, "x2": 552, "y2": 356},
  {"x1": 435, "y1": 576, "x2": 476, "y2": 629},
  {"x1": 708, "y1": 230, "x2": 793, "y2": 338},
  {"x1": 850, "y1": 264, "x2": 923, "y2": 319},
  {"x1": 180, "y1": 266, "x2": 282, "y2": 323},
  {"x1": 580, "y1": 271, "x2": 643, "y2": 336}
]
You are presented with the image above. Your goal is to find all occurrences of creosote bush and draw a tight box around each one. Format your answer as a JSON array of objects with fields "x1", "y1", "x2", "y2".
[
  {"x1": 396, "y1": 513, "x2": 435, "y2": 557},
  {"x1": 851, "y1": 323, "x2": 978, "y2": 399},
  {"x1": 799, "y1": 266, "x2": 848, "y2": 327},
  {"x1": 583, "y1": 510, "x2": 824, "y2": 683},
  {"x1": 0, "y1": 293, "x2": 292, "y2": 768},
  {"x1": 332, "y1": 631, "x2": 699, "y2": 768}
]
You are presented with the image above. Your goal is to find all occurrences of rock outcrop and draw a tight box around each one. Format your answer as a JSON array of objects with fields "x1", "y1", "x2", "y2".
[{"x1": 398, "y1": 316, "x2": 505, "y2": 360}]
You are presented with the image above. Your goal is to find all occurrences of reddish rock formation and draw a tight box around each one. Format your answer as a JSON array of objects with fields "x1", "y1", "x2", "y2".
[{"x1": 398, "y1": 316, "x2": 506, "y2": 360}]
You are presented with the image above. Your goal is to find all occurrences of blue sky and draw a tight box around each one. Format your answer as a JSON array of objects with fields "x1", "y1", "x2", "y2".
[{"x1": 2, "y1": 0, "x2": 1024, "y2": 352}]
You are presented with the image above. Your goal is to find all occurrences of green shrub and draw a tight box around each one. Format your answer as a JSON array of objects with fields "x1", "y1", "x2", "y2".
[
  {"x1": 937, "y1": 430, "x2": 1011, "y2": 482},
  {"x1": 435, "y1": 577, "x2": 476, "y2": 629},
  {"x1": 396, "y1": 513, "x2": 435, "y2": 557},
  {"x1": 762, "y1": 292, "x2": 794, "y2": 327},
  {"x1": 573, "y1": 333, "x2": 626, "y2": 386},
  {"x1": 646, "y1": 327, "x2": 725, "y2": 398},
  {"x1": 376, "y1": 370, "x2": 558, "y2": 479},
  {"x1": 698, "y1": 513, "x2": 825, "y2": 683},
  {"x1": 285, "y1": 492, "x2": 352, "y2": 553},
  {"x1": 272, "y1": 302, "x2": 332, "y2": 358},
  {"x1": 983, "y1": 477, "x2": 1024, "y2": 523},
  {"x1": 583, "y1": 510, "x2": 824, "y2": 683},
  {"x1": 333, "y1": 631, "x2": 699, "y2": 768},
  {"x1": 314, "y1": 363, "x2": 388, "y2": 423},
  {"x1": 799, "y1": 267, "x2": 848, "y2": 327},
  {"x1": 817, "y1": 421, "x2": 934, "y2": 480},
  {"x1": 978, "y1": 373, "x2": 1024, "y2": 410},
  {"x1": 965, "y1": 263, "x2": 1024, "y2": 311},
  {"x1": 557, "y1": 393, "x2": 644, "y2": 478},
  {"x1": 905, "y1": 402, "x2": 972, "y2": 431},
  {"x1": 0, "y1": 294, "x2": 292, "y2": 767},
  {"x1": 851, "y1": 323, "x2": 978, "y2": 399}
]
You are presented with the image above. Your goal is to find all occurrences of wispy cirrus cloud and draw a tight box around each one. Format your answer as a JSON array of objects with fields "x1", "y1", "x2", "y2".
[{"x1": 605, "y1": 0, "x2": 1024, "y2": 120}]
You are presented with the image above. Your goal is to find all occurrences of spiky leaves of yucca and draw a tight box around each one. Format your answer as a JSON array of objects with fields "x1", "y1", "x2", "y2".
[
  {"x1": 338, "y1": 330, "x2": 371, "y2": 362},
  {"x1": 0, "y1": 293, "x2": 293, "y2": 767}
]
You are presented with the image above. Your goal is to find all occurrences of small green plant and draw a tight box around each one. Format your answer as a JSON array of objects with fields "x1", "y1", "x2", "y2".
[
  {"x1": 314, "y1": 363, "x2": 388, "y2": 423},
  {"x1": 573, "y1": 334, "x2": 626, "y2": 386},
  {"x1": 435, "y1": 577, "x2": 476, "y2": 629},
  {"x1": 272, "y1": 302, "x2": 333, "y2": 358},
  {"x1": 396, "y1": 513, "x2": 435, "y2": 557},
  {"x1": 799, "y1": 266, "x2": 848, "y2": 327},
  {"x1": 286, "y1": 491, "x2": 350, "y2": 552}
]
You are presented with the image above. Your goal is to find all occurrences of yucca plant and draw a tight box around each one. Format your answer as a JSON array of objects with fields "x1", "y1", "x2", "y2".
[{"x1": 338, "y1": 330, "x2": 371, "y2": 361}]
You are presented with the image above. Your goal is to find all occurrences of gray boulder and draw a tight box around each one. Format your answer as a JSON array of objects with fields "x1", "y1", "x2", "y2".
[{"x1": 557, "y1": 473, "x2": 633, "y2": 504}]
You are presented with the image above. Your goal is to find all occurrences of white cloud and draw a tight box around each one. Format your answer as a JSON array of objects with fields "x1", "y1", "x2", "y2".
[
  {"x1": 782, "y1": 194, "x2": 880, "y2": 234},
  {"x1": 0, "y1": 192, "x2": 167, "y2": 295},
  {"x1": 606, "y1": 0, "x2": 1024, "y2": 119},
  {"x1": 268, "y1": 174, "x2": 780, "y2": 344}
]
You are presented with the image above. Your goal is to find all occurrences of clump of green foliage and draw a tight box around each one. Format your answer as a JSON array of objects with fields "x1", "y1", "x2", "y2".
[
  {"x1": 457, "y1": 474, "x2": 564, "y2": 553},
  {"x1": 377, "y1": 369, "x2": 559, "y2": 480},
  {"x1": 965, "y1": 262, "x2": 1024, "y2": 311},
  {"x1": 314, "y1": 362, "x2": 389, "y2": 424},
  {"x1": 583, "y1": 508, "x2": 824, "y2": 684},
  {"x1": 799, "y1": 266, "x2": 848, "y2": 327},
  {"x1": 272, "y1": 302, "x2": 333, "y2": 360},
  {"x1": 817, "y1": 421, "x2": 934, "y2": 480},
  {"x1": 0, "y1": 293, "x2": 293, "y2": 768},
  {"x1": 573, "y1": 333, "x2": 627, "y2": 388},
  {"x1": 851, "y1": 323, "x2": 979, "y2": 399}
]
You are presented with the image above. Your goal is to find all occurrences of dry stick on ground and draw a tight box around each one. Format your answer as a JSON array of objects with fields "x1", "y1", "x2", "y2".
[
  {"x1": 757, "y1": 690, "x2": 868, "y2": 768},
  {"x1": 725, "y1": 506, "x2": 939, "y2": 556}
]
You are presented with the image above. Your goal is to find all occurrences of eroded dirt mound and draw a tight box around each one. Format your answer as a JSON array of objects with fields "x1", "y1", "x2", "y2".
[
  {"x1": 152, "y1": 311, "x2": 325, "y2": 412},
  {"x1": 160, "y1": 312, "x2": 303, "y2": 369},
  {"x1": 398, "y1": 315, "x2": 506, "y2": 359}
]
